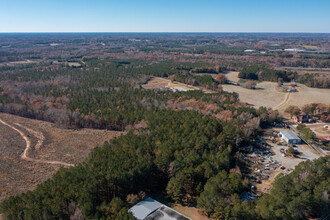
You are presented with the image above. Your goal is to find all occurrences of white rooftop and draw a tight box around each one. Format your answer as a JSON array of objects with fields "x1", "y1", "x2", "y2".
[
  {"x1": 280, "y1": 130, "x2": 300, "y2": 140},
  {"x1": 129, "y1": 198, "x2": 191, "y2": 220},
  {"x1": 129, "y1": 197, "x2": 162, "y2": 220}
]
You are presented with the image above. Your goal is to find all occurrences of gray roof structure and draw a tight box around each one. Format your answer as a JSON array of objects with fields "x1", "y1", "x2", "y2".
[
  {"x1": 129, "y1": 198, "x2": 162, "y2": 220},
  {"x1": 280, "y1": 130, "x2": 300, "y2": 140},
  {"x1": 129, "y1": 198, "x2": 191, "y2": 220}
]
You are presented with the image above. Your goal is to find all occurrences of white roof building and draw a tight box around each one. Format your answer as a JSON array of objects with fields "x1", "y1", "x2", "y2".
[
  {"x1": 279, "y1": 130, "x2": 301, "y2": 144},
  {"x1": 129, "y1": 197, "x2": 191, "y2": 220}
]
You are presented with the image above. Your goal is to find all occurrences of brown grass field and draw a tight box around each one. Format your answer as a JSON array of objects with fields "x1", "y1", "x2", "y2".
[
  {"x1": 0, "y1": 113, "x2": 122, "y2": 202},
  {"x1": 222, "y1": 72, "x2": 330, "y2": 112}
]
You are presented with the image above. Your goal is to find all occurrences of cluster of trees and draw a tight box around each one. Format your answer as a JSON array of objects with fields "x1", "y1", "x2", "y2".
[
  {"x1": 239, "y1": 65, "x2": 330, "y2": 89},
  {"x1": 285, "y1": 105, "x2": 302, "y2": 118},
  {"x1": 296, "y1": 124, "x2": 317, "y2": 142},
  {"x1": 239, "y1": 65, "x2": 296, "y2": 82},
  {"x1": 256, "y1": 156, "x2": 330, "y2": 219},
  {"x1": 285, "y1": 103, "x2": 330, "y2": 122},
  {"x1": 297, "y1": 73, "x2": 330, "y2": 89}
]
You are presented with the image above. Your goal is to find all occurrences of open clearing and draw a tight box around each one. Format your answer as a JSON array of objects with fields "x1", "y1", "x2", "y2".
[
  {"x1": 278, "y1": 84, "x2": 330, "y2": 112},
  {"x1": 222, "y1": 72, "x2": 330, "y2": 111},
  {"x1": 0, "y1": 113, "x2": 122, "y2": 202},
  {"x1": 143, "y1": 77, "x2": 199, "y2": 91}
]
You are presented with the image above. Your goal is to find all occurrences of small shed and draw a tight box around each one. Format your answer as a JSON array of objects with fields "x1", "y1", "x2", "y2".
[{"x1": 279, "y1": 130, "x2": 301, "y2": 144}]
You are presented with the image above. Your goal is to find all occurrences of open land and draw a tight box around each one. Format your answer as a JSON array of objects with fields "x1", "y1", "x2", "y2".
[
  {"x1": 143, "y1": 77, "x2": 199, "y2": 92},
  {"x1": 0, "y1": 113, "x2": 122, "y2": 202},
  {"x1": 222, "y1": 72, "x2": 330, "y2": 112}
]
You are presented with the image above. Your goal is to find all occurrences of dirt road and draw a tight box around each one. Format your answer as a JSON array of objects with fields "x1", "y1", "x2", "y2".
[
  {"x1": 273, "y1": 92, "x2": 291, "y2": 110},
  {"x1": 0, "y1": 118, "x2": 73, "y2": 167}
]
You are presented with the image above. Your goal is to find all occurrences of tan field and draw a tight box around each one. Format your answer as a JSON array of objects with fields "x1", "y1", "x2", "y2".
[
  {"x1": 278, "y1": 84, "x2": 330, "y2": 111},
  {"x1": 223, "y1": 72, "x2": 330, "y2": 112}
]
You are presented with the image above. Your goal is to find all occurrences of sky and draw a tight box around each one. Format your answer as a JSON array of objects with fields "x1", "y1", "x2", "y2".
[{"x1": 0, "y1": 0, "x2": 330, "y2": 33}]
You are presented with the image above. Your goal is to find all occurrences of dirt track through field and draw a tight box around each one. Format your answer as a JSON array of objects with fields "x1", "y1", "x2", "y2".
[
  {"x1": 273, "y1": 92, "x2": 291, "y2": 110},
  {"x1": 0, "y1": 118, "x2": 73, "y2": 167}
]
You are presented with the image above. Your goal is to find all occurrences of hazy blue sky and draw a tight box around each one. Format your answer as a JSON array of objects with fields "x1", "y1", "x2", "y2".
[{"x1": 1, "y1": 0, "x2": 329, "y2": 33}]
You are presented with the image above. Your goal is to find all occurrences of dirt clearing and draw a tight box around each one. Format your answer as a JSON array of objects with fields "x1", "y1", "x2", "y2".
[{"x1": 0, "y1": 113, "x2": 122, "y2": 202}]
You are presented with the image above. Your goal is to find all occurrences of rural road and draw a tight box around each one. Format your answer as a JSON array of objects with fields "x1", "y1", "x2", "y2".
[
  {"x1": 273, "y1": 92, "x2": 291, "y2": 110},
  {"x1": 0, "y1": 118, "x2": 74, "y2": 167}
]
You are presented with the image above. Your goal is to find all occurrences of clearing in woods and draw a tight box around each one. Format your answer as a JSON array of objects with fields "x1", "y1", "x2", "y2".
[{"x1": 0, "y1": 113, "x2": 123, "y2": 202}]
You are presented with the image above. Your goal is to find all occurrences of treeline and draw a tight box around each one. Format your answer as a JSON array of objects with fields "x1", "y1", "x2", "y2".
[
  {"x1": 238, "y1": 66, "x2": 296, "y2": 82},
  {"x1": 296, "y1": 73, "x2": 330, "y2": 88},
  {"x1": 238, "y1": 65, "x2": 330, "y2": 88}
]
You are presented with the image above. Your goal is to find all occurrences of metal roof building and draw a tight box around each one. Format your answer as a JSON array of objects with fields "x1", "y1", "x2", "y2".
[
  {"x1": 279, "y1": 130, "x2": 301, "y2": 144},
  {"x1": 129, "y1": 197, "x2": 191, "y2": 220}
]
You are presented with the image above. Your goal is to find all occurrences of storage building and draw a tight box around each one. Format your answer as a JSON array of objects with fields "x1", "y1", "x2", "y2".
[{"x1": 279, "y1": 130, "x2": 301, "y2": 144}]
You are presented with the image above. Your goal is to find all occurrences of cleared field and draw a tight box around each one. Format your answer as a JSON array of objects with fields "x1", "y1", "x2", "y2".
[
  {"x1": 278, "y1": 84, "x2": 330, "y2": 112},
  {"x1": 0, "y1": 113, "x2": 122, "y2": 202},
  {"x1": 0, "y1": 59, "x2": 39, "y2": 67},
  {"x1": 223, "y1": 82, "x2": 286, "y2": 108},
  {"x1": 224, "y1": 71, "x2": 240, "y2": 82},
  {"x1": 223, "y1": 72, "x2": 330, "y2": 111},
  {"x1": 143, "y1": 77, "x2": 198, "y2": 91}
]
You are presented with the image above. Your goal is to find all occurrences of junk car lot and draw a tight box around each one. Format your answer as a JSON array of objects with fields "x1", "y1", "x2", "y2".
[{"x1": 242, "y1": 126, "x2": 321, "y2": 195}]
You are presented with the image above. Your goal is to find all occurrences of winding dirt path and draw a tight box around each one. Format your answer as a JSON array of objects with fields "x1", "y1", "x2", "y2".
[
  {"x1": 273, "y1": 92, "x2": 291, "y2": 110},
  {"x1": 0, "y1": 118, "x2": 73, "y2": 167}
]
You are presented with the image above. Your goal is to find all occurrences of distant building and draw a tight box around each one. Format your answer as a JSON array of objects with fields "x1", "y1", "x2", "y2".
[
  {"x1": 279, "y1": 130, "x2": 301, "y2": 144},
  {"x1": 284, "y1": 48, "x2": 304, "y2": 52},
  {"x1": 244, "y1": 49, "x2": 256, "y2": 53},
  {"x1": 129, "y1": 197, "x2": 191, "y2": 220},
  {"x1": 293, "y1": 114, "x2": 312, "y2": 123},
  {"x1": 287, "y1": 87, "x2": 297, "y2": 92}
]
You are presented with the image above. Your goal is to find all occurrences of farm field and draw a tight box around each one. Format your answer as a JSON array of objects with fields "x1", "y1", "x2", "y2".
[
  {"x1": 0, "y1": 113, "x2": 122, "y2": 202},
  {"x1": 223, "y1": 72, "x2": 330, "y2": 112},
  {"x1": 278, "y1": 84, "x2": 330, "y2": 112}
]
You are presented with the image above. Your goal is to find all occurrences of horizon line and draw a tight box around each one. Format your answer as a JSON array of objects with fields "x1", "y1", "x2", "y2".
[{"x1": 0, "y1": 31, "x2": 330, "y2": 34}]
